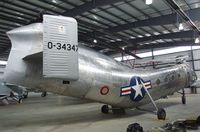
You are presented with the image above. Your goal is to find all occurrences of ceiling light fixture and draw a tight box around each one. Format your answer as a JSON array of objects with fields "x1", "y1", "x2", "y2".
[
  {"x1": 145, "y1": 0, "x2": 153, "y2": 5},
  {"x1": 52, "y1": 0, "x2": 57, "y2": 3},
  {"x1": 178, "y1": 23, "x2": 184, "y2": 30},
  {"x1": 93, "y1": 39, "x2": 97, "y2": 43},
  {"x1": 110, "y1": 40, "x2": 115, "y2": 42},
  {"x1": 116, "y1": 39, "x2": 122, "y2": 41},
  {"x1": 195, "y1": 37, "x2": 200, "y2": 44},
  {"x1": 130, "y1": 36, "x2": 135, "y2": 39}
]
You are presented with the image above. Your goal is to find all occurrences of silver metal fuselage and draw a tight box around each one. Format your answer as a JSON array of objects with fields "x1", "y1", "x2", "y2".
[{"x1": 3, "y1": 23, "x2": 195, "y2": 108}]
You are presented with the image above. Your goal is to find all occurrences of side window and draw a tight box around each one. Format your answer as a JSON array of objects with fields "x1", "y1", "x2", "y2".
[
  {"x1": 178, "y1": 74, "x2": 181, "y2": 78},
  {"x1": 187, "y1": 72, "x2": 190, "y2": 81},
  {"x1": 171, "y1": 75, "x2": 175, "y2": 80},
  {"x1": 164, "y1": 76, "x2": 168, "y2": 82},
  {"x1": 156, "y1": 79, "x2": 160, "y2": 85}
]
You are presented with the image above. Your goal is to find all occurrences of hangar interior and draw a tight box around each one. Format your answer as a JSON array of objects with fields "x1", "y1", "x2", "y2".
[
  {"x1": 0, "y1": 0, "x2": 200, "y2": 60},
  {"x1": 1, "y1": 0, "x2": 200, "y2": 86},
  {"x1": 0, "y1": 0, "x2": 200, "y2": 132}
]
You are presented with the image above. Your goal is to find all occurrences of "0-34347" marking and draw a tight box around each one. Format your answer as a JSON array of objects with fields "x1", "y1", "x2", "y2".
[{"x1": 47, "y1": 42, "x2": 78, "y2": 52}]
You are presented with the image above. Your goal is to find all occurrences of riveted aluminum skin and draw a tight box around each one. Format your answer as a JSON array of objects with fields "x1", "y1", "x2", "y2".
[{"x1": 4, "y1": 23, "x2": 196, "y2": 108}]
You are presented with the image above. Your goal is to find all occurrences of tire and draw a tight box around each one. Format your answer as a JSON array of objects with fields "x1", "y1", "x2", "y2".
[
  {"x1": 157, "y1": 108, "x2": 166, "y2": 120},
  {"x1": 23, "y1": 92, "x2": 28, "y2": 99},
  {"x1": 127, "y1": 123, "x2": 143, "y2": 132},
  {"x1": 41, "y1": 92, "x2": 47, "y2": 97},
  {"x1": 182, "y1": 96, "x2": 186, "y2": 104},
  {"x1": 18, "y1": 98, "x2": 23, "y2": 104},
  {"x1": 101, "y1": 105, "x2": 109, "y2": 114}
]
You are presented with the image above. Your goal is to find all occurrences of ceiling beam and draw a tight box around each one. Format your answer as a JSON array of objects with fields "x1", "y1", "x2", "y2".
[
  {"x1": 130, "y1": 30, "x2": 195, "y2": 44},
  {"x1": 62, "y1": 0, "x2": 124, "y2": 16},
  {"x1": 0, "y1": 40, "x2": 9, "y2": 44},
  {"x1": 165, "y1": 0, "x2": 200, "y2": 34},
  {"x1": 19, "y1": 0, "x2": 60, "y2": 14},
  {"x1": 0, "y1": 2, "x2": 38, "y2": 17},
  {"x1": 107, "y1": 7, "x2": 200, "y2": 33},
  {"x1": 79, "y1": 33, "x2": 141, "y2": 59},
  {"x1": 0, "y1": 14, "x2": 28, "y2": 24},
  {"x1": 0, "y1": 37, "x2": 9, "y2": 41},
  {"x1": 0, "y1": 33, "x2": 7, "y2": 37},
  {"x1": 127, "y1": 40, "x2": 197, "y2": 50},
  {"x1": 0, "y1": 21, "x2": 19, "y2": 28},
  {"x1": 0, "y1": 9, "x2": 33, "y2": 20},
  {"x1": 0, "y1": 25, "x2": 14, "y2": 30}
]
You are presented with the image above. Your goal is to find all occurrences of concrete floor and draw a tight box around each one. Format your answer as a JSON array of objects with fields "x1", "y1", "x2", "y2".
[{"x1": 0, "y1": 93, "x2": 199, "y2": 132}]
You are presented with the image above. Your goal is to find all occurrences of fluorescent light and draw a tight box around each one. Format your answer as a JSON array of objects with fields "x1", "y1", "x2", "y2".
[
  {"x1": 137, "y1": 35, "x2": 143, "y2": 38},
  {"x1": 195, "y1": 38, "x2": 199, "y2": 44},
  {"x1": 93, "y1": 39, "x2": 97, "y2": 43},
  {"x1": 130, "y1": 36, "x2": 135, "y2": 39},
  {"x1": 145, "y1": 34, "x2": 151, "y2": 37},
  {"x1": 153, "y1": 32, "x2": 160, "y2": 35},
  {"x1": 178, "y1": 23, "x2": 184, "y2": 30},
  {"x1": 116, "y1": 39, "x2": 122, "y2": 41},
  {"x1": 0, "y1": 61, "x2": 7, "y2": 65},
  {"x1": 146, "y1": 0, "x2": 153, "y2": 5},
  {"x1": 52, "y1": 0, "x2": 57, "y2": 3}
]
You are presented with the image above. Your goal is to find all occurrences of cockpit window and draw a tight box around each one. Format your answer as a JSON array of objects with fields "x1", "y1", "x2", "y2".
[
  {"x1": 187, "y1": 72, "x2": 190, "y2": 82},
  {"x1": 192, "y1": 72, "x2": 197, "y2": 82}
]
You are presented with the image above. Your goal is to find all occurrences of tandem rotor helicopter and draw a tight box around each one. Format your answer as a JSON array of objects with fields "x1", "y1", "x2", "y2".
[{"x1": 2, "y1": 15, "x2": 197, "y2": 120}]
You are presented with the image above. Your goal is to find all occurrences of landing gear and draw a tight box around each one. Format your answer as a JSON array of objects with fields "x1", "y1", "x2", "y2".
[
  {"x1": 41, "y1": 91, "x2": 47, "y2": 97},
  {"x1": 23, "y1": 91, "x2": 28, "y2": 99},
  {"x1": 178, "y1": 88, "x2": 186, "y2": 104},
  {"x1": 182, "y1": 96, "x2": 186, "y2": 104},
  {"x1": 157, "y1": 108, "x2": 166, "y2": 120},
  {"x1": 18, "y1": 98, "x2": 23, "y2": 104},
  {"x1": 101, "y1": 105, "x2": 126, "y2": 114},
  {"x1": 138, "y1": 87, "x2": 166, "y2": 120},
  {"x1": 101, "y1": 105, "x2": 109, "y2": 114},
  {"x1": 182, "y1": 89, "x2": 186, "y2": 104}
]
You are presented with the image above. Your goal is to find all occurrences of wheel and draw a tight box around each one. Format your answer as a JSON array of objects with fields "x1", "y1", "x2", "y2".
[
  {"x1": 127, "y1": 123, "x2": 143, "y2": 132},
  {"x1": 101, "y1": 105, "x2": 109, "y2": 114},
  {"x1": 18, "y1": 98, "x2": 23, "y2": 104},
  {"x1": 182, "y1": 96, "x2": 186, "y2": 104},
  {"x1": 23, "y1": 92, "x2": 28, "y2": 99},
  {"x1": 41, "y1": 91, "x2": 47, "y2": 97},
  {"x1": 157, "y1": 108, "x2": 166, "y2": 120},
  {"x1": 23, "y1": 94, "x2": 28, "y2": 99}
]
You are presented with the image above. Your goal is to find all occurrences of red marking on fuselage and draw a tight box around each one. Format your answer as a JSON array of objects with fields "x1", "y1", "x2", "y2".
[{"x1": 100, "y1": 86, "x2": 109, "y2": 95}]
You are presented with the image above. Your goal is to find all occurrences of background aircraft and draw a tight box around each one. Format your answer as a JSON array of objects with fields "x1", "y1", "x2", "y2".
[
  {"x1": 2, "y1": 15, "x2": 196, "y2": 120},
  {"x1": 0, "y1": 83, "x2": 22, "y2": 105}
]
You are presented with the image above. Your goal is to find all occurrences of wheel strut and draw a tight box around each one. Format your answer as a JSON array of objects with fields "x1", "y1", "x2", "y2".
[
  {"x1": 143, "y1": 87, "x2": 166, "y2": 120},
  {"x1": 182, "y1": 88, "x2": 186, "y2": 104}
]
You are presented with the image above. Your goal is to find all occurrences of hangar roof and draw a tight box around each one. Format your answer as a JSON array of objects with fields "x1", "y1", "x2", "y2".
[{"x1": 0, "y1": 0, "x2": 200, "y2": 60}]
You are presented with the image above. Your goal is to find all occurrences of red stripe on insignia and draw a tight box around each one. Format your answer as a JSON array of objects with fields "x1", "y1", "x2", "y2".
[
  {"x1": 122, "y1": 89, "x2": 131, "y2": 93},
  {"x1": 145, "y1": 84, "x2": 151, "y2": 87}
]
